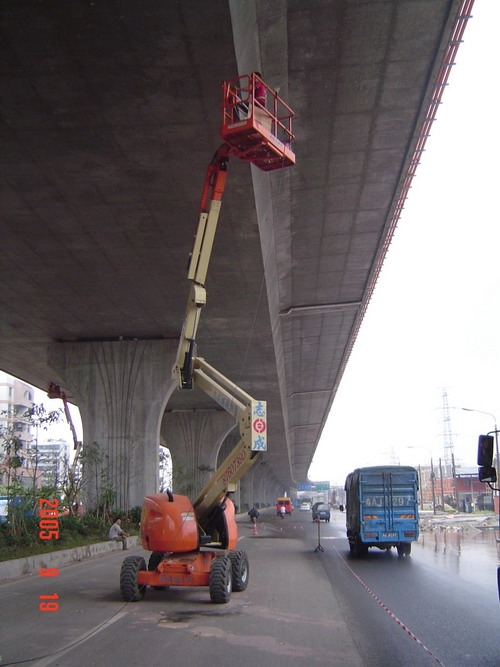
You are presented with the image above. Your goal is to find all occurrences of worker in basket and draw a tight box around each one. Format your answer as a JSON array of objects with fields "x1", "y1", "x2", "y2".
[{"x1": 235, "y1": 72, "x2": 267, "y2": 120}]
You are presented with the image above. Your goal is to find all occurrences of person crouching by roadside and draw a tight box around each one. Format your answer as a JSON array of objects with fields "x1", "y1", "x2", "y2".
[{"x1": 109, "y1": 517, "x2": 130, "y2": 550}]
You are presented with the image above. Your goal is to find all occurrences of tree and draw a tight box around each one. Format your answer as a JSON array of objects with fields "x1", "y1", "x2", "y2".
[
  {"x1": 0, "y1": 403, "x2": 63, "y2": 535},
  {"x1": 59, "y1": 449, "x2": 84, "y2": 514}
]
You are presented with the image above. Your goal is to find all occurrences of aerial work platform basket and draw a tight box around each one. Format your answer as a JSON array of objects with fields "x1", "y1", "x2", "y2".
[{"x1": 220, "y1": 73, "x2": 295, "y2": 171}]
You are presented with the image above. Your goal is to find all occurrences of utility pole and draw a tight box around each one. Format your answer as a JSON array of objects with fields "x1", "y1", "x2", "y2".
[
  {"x1": 442, "y1": 389, "x2": 455, "y2": 477},
  {"x1": 430, "y1": 457, "x2": 437, "y2": 515},
  {"x1": 439, "y1": 458, "x2": 445, "y2": 507},
  {"x1": 417, "y1": 464, "x2": 424, "y2": 510},
  {"x1": 451, "y1": 452, "x2": 459, "y2": 511}
]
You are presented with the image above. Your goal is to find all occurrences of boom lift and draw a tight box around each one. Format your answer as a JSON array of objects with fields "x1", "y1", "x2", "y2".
[{"x1": 120, "y1": 74, "x2": 295, "y2": 604}]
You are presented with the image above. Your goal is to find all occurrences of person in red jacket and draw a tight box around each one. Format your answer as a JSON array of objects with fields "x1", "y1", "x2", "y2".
[
  {"x1": 252, "y1": 71, "x2": 267, "y2": 108},
  {"x1": 234, "y1": 72, "x2": 267, "y2": 121}
]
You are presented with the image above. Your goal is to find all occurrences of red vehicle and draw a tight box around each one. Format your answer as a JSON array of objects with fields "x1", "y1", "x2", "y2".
[{"x1": 276, "y1": 498, "x2": 293, "y2": 515}]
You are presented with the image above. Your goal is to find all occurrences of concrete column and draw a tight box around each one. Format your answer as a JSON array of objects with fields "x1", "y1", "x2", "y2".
[
  {"x1": 161, "y1": 409, "x2": 236, "y2": 499},
  {"x1": 240, "y1": 461, "x2": 279, "y2": 509},
  {"x1": 262, "y1": 468, "x2": 282, "y2": 507},
  {"x1": 240, "y1": 462, "x2": 260, "y2": 511},
  {"x1": 256, "y1": 468, "x2": 271, "y2": 507},
  {"x1": 48, "y1": 339, "x2": 177, "y2": 509}
]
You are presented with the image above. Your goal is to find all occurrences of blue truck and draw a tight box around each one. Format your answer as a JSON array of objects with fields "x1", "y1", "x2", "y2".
[{"x1": 345, "y1": 465, "x2": 419, "y2": 557}]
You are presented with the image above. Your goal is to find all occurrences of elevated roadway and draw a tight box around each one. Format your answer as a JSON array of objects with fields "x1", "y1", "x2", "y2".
[{"x1": 0, "y1": 1, "x2": 473, "y2": 504}]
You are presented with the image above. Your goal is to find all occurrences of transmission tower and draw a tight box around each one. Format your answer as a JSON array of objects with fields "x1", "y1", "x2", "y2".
[{"x1": 442, "y1": 388, "x2": 455, "y2": 476}]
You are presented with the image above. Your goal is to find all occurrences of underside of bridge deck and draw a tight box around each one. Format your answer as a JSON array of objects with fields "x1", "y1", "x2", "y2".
[{"x1": 0, "y1": 1, "x2": 470, "y2": 493}]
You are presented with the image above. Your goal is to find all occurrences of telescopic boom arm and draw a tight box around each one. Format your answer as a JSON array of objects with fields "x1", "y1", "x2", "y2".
[
  {"x1": 170, "y1": 142, "x2": 267, "y2": 524},
  {"x1": 172, "y1": 144, "x2": 230, "y2": 391}
]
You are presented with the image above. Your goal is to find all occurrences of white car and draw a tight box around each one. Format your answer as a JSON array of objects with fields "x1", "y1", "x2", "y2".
[{"x1": 300, "y1": 502, "x2": 311, "y2": 511}]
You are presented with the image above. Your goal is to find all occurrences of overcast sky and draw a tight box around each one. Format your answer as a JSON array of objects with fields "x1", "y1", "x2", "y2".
[{"x1": 309, "y1": 1, "x2": 500, "y2": 486}]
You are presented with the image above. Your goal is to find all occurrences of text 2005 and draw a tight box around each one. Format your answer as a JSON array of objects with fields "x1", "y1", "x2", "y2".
[{"x1": 38, "y1": 498, "x2": 59, "y2": 612}]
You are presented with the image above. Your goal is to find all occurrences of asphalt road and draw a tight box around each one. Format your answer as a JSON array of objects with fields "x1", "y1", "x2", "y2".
[
  {"x1": 0, "y1": 510, "x2": 499, "y2": 666},
  {"x1": 324, "y1": 518, "x2": 500, "y2": 666}
]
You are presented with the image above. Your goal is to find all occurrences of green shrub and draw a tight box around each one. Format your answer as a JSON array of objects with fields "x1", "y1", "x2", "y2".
[{"x1": 127, "y1": 506, "x2": 142, "y2": 525}]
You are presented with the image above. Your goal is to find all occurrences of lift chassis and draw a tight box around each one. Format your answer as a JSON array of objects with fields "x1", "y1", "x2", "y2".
[{"x1": 123, "y1": 354, "x2": 268, "y2": 603}]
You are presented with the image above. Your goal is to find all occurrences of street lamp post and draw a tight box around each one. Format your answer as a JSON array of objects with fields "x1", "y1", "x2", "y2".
[{"x1": 461, "y1": 408, "x2": 499, "y2": 535}]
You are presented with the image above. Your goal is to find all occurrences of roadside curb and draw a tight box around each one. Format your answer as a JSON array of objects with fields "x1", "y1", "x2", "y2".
[{"x1": 0, "y1": 535, "x2": 140, "y2": 582}]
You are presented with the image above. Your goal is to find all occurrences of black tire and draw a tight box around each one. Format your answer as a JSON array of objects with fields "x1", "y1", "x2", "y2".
[
  {"x1": 229, "y1": 550, "x2": 249, "y2": 592},
  {"x1": 148, "y1": 551, "x2": 168, "y2": 590},
  {"x1": 120, "y1": 555, "x2": 147, "y2": 602},
  {"x1": 209, "y1": 556, "x2": 232, "y2": 603},
  {"x1": 354, "y1": 538, "x2": 368, "y2": 557},
  {"x1": 397, "y1": 543, "x2": 411, "y2": 557},
  {"x1": 148, "y1": 551, "x2": 165, "y2": 571}
]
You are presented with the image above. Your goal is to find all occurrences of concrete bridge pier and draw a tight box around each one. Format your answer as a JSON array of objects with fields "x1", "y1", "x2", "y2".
[
  {"x1": 161, "y1": 409, "x2": 236, "y2": 498},
  {"x1": 239, "y1": 460, "x2": 261, "y2": 511},
  {"x1": 48, "y1": 339, "x2": 177, "y2": 509},
  {"x1": 239, "y1": 460, "x2": 282, "y2": 510},
  {"x1": 162, "y1": 413, "x2": 281, "y2": 513},
  {"x1": 48, "y1": 339, "x2": 282, "y2": 512}
]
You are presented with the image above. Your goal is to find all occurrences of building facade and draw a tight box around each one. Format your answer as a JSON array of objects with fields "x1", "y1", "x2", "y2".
[{"x1": 0, "y1": 371, "x2": 40, "y2": 489}]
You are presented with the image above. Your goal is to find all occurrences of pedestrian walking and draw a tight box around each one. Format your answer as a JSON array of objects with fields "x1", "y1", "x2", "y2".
[{"x1": 248, "y1": 505, "x2": 260, "y2": 524}]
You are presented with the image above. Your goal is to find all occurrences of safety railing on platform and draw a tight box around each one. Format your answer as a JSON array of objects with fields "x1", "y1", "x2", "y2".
[{"x1": 220, "y1": 73, "x2": 295, "y2": 171}]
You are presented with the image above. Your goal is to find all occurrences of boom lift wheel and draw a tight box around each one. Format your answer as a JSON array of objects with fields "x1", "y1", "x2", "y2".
[
  {"x1": 120, "y1": 556, "x2": 147, "y2": 602},
  {"x1": 148, "y1": 551, "x2": 169, "y2": 590},
  {"x1": 209, "y1": 556, "x2": 232, "y2": 603},
  {"x1": 148, "y1": 551, "x2": 166, "y2": 570},
  {"x1": 229, "y1": 550, "x2": 249, "y2": 591}
]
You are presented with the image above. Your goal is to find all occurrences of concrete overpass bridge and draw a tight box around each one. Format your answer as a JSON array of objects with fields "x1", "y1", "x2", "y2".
[{"x1": 0, "y1": 0, "x2": 472, "y2": 508}]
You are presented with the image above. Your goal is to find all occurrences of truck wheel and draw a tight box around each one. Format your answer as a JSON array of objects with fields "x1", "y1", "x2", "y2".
[
  {"x1": 354, "y1": 539, "x2": 368, "y2": 557},
  {"x1": 397, "y1": 543, "x2": 411, "y2": 557},
  {"x1": 209, "y1": 556, "x2": 232, "y2": 603},
  {"x1": 229, "y1": 550, "x2": 249, "y2": 591},
  {"x1": 120, "y1": 555, "x2": 147, "y2": 602}
]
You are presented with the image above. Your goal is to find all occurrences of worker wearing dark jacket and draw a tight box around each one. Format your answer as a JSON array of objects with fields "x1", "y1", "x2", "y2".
[{"x1": 248, "y1": 505, "x2": 259, "y2": 523}]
